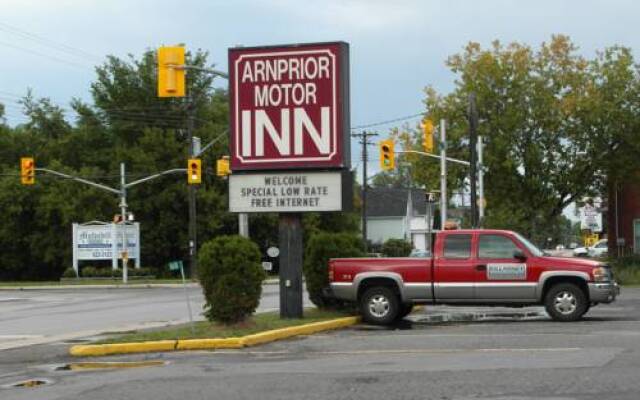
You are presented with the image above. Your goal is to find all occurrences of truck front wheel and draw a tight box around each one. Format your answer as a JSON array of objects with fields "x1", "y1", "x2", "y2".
[
  {"x1": 544, "y1": 283, "x2": 588, "y2": 322},
  {"x1": 360, "y1": 286, "x2": 399, "y2": 325}
]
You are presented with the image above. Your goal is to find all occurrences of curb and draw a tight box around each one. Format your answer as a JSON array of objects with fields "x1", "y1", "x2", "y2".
[{"x1": 69, "y1": 316, "x2": 360, "y2": 357}]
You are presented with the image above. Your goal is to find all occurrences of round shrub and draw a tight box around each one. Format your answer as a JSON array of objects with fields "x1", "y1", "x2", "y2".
[
  {"x1": 62, "y1": 267, "x2": 78, "y2": 278},
  {"x1": 382, "y1": 238, "x2": 413, "y2": 257},
  {"x1": 303, "y1": 232, "x2": 364, "y2": 309},
  {"x1": 198, "y1": 235, "x2": 265, "y2": 324}
]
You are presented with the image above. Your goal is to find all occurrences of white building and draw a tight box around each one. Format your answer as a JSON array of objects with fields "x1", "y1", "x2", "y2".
[{"x1": 366, "y1": 188, "x2": 436, "y2": 250}]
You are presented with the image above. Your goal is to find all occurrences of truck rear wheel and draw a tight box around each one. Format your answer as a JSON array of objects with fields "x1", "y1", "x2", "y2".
[
  {"x1": 544, "y1": 283, "x2": 588, "y2": 322},
  {"x1": 360, "y1": 286, "x2": 399, "y2": 325}
]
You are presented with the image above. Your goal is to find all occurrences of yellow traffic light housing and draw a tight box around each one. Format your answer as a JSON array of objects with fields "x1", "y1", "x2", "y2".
[
  {"x1": 158, "y1": 46, "x2": 186, "y2": 97},
  {"x1": 20, "y1": 157, "x2": 35, "y2": 185},
  {"x1": 187, "y1": 159, "x2": 201, "y2": 184},
  {"x1": 379, "y1": 140, "x2": 395, "y2": 171},
  {"x1": 422, "y1": 119, "x2": 434, "y2": 153},
  {"x1": 216, "y1": 156, "x2": 230, "y2": 177}
]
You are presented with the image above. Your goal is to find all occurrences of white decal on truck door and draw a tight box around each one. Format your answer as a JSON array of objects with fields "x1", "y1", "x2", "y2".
[{"x1": 487, "y1": 263, "x2": 527, "y2": 280}]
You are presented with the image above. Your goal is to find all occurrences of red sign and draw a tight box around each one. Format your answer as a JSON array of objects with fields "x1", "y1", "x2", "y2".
[{"x1": 229, "y1": 42, "x2": 350, "y2": 171}]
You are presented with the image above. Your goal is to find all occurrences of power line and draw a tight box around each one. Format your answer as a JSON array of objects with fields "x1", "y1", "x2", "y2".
[
  {"x1": 0, "y1": 39, "x2": 90, "y2": 71},
  {"x1": 0, "y1": 20, "x2": 103, "y2": 62},
  {"x1": 351, "y1": 112, "x2": 426, "y2": 131}
]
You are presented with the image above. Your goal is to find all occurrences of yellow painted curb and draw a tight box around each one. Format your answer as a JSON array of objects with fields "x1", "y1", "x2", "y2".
[
  {"x1": 241, "y1": 316, "x2": 360, "y2": 347},
  {"x1": 70, "y1": 340, "x2": 177, "y2": 357},
  {"x1": 69, "y1": 315, "x2": 361, "y2": 357},
  {"x1": 176, "y1": 337, "x2": 244, "y2": 351}
]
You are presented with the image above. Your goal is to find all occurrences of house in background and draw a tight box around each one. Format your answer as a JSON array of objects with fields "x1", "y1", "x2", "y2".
[{"x1": 366, "y1": 188, "x2": 437, "y2": 250}]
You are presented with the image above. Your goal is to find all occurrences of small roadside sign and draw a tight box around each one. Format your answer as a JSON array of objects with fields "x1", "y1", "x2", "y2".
[{"x1": 168, "y1": 261, "x2": 183, "y2": 272}]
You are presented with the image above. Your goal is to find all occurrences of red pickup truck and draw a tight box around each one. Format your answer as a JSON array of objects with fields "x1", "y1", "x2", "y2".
[{"x1": 328, "y1": 229, "x2": 619, "y2": 324}]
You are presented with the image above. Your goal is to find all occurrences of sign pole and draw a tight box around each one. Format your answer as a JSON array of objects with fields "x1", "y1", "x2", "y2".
[
  {"x1": 179, "y1": 261, "x2": 195, "y2": 334},
  {"x1": 279, "y1": 213, "x2": 303, "y2": 318}
]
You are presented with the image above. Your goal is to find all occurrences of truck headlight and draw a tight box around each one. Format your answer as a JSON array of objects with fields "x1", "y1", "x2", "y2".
[{"x1": 592, "y1": 267, "x2": 610, "y2": 282}]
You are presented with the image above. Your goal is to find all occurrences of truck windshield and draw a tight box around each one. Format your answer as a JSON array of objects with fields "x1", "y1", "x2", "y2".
[{"x1": 514, "y1": 233, "x2": 544, "y2": 257}]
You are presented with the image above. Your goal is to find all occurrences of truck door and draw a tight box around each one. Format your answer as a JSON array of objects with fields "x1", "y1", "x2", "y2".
[
  {"x1": 475, "y1": 233, "x2": 536, "y2": 300},
  {"x1": 434, "y1": 233, "x2": 475, "y2": 300}
]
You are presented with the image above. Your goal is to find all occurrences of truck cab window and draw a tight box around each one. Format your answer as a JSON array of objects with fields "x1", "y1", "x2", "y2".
[
  {"x1": 443, "y1": 234, "x2": 472, "y2": 259},
  {"x1": 478, "y1": 235, "x2": 520, "y2": 259}
]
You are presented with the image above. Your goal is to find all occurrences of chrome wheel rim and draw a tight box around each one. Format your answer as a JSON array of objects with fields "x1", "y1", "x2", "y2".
[
  {"x1": 368, "y1": 294, "x2": 390, "y2": 318},
  {"x1": 554, "y1": 291, "x2": 577, "y2": 315}
]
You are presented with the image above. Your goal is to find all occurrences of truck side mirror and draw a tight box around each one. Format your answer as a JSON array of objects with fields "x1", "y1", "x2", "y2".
[{"x1": 513, "y1": 249, "x2": 527, "y2": 261}]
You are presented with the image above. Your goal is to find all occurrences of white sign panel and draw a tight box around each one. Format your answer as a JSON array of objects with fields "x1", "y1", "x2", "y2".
[
  {"x1": 487, "y1": 263, "x2": 527, "y2": 280},
  {"x1": 72, "y1": 222, "x2": 141, "y2": 271},
  {"x1": 229, "y1": 172, "x2": 343, "y2": 213},
  {"x1": 580, "y1": 204, "x2": 602, "y2": 233}
]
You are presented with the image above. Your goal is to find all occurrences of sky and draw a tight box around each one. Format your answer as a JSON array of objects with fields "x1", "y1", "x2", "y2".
[{"x1": 0, "y1": 0, "x2": 638, "y2": 196}]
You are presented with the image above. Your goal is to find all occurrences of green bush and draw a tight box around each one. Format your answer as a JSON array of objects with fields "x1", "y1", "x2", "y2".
[
  {"x1": 610, "y1": 256, "x2": 640, "y2": 285},
  {"x1": 382, "y1": 238, "x2": 413, "y2": 257},
  {"x1": 198, "y1": 235, "x2": 265, "y2": 324},
  {"x1": 62, "y1": 267, "x2": 78, "y2": 278},
  {"x1": 303, "y1": 232, "x2": 364, "y2": 309}
]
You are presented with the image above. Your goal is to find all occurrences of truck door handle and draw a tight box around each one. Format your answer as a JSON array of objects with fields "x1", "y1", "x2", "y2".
[{"x1": 476, "y1": 264, "x2": 487, "y2": 271}]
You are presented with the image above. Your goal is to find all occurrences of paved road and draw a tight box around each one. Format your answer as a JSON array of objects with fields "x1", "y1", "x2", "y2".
[
  {"x1": 1, "y1": 288, "x2": 638, "y2": 399},
  {"x1": 0, "y1": 283, "x2": 309, "y2": 350}
]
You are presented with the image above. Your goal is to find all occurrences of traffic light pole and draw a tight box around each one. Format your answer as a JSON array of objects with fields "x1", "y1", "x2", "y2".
[
  {"x1": 120, "y1": 163, "x2": 129, "y2": 283},
  {"x1": 186, "y1": 97, "x2": 198, "y2": 278}
]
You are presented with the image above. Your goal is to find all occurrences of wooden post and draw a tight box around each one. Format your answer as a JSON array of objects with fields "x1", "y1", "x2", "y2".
[{"x1": 279, "y1": 213, "x2": 303, "y2": 318}]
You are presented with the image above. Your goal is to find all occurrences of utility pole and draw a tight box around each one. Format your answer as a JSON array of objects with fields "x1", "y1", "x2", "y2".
[
  {"x1": 440, "y1": 119, "x2": 447, "y2": 229},
  {"x1": 352, "y1": 131, "x2": 378, "y2": 252},
  {"x1": 478, "y1": 135, "x2": 485, "y2": 225},
  {"x1": 469, "y1": 93, "x2": 479, "y2": 228},
  {"x1": 186, "y1": 97, "x2": 198, "y2": 278}
]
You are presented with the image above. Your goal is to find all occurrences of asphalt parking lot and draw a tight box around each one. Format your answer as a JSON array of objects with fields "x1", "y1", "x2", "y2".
[{"x1": 2, "y1": 287, "x2": 639, "y2": 400}]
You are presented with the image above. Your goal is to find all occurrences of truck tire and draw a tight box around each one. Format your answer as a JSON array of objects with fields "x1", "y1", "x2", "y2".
[
  {"x1": 396, "y1": 303, "x2": 414, "y2": 320},
  {"x1": 360, "y1": 286, "x2": 399, "y2": 325},
  {"x1": 544, "y1": 283, "x2": 588, "y2": 322}
]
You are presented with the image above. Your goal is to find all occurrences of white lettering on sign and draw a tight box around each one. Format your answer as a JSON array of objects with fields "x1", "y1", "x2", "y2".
[
  {"x1": 229, "y1": 172, "x2": 342, "y2": 213},
  {"x1": 241, "y1": 57, "x2": 331, "y2": 83},
  {"x1": 241, "y1": 107, "x2": 331, "y2": 157}
]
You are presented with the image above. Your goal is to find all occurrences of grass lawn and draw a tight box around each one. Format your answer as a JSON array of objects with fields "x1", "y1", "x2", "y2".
[{"x1": 99, "y1": 308, "x2": 353, "y2": 344}]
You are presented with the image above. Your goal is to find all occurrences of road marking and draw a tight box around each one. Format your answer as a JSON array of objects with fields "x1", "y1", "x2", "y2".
[
  {"x1": 0, "y1": 335, "x2": 44, "y2": 340},
  {"x1": 213, "y1": 347, "x2": 582, "y2": 356}
]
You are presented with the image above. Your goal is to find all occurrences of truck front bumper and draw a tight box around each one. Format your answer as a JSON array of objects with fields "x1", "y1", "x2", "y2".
[{"x1": 588, "y1": 281, "x2": 620, "y2": 304}]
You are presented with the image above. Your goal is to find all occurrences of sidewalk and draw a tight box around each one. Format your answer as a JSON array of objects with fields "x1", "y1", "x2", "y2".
[{"x1": 0, "y1": 278, "x2": 280, "y2": 290}]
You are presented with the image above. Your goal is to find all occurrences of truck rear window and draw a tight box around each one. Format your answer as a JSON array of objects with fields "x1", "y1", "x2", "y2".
[{"x1": 443, "y1": 234, "x2": 472, "y2": 259}]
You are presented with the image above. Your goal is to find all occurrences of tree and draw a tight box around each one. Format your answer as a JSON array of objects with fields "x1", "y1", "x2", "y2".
[{"x1": 412, "y1": 35, "x2": 640, "y2": 237}]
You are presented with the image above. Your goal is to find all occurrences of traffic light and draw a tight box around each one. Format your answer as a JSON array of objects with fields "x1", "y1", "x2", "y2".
[
  {"x1": 187, "y1": 159, "x2": 201, "y2": 184},
  {"x1": 379, "y1": 139, "x2": 395, "y2": 171},
  {"x1": 158, "y1": 46, "x2": 185, "y2": 97},
  {"x1": 20, "y1": 157, "x2": 35, "y2": 185},
  {"x1": 422, "y1": 119, "x2": 435, "y2": 153},
  {"x1": 216, "y1": 156, "x2": 230, "y2": 177}
]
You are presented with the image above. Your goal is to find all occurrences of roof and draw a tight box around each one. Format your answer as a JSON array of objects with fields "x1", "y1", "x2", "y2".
[{"x1": 366, "y1": 188, "x2": 427, "y2": 217}]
